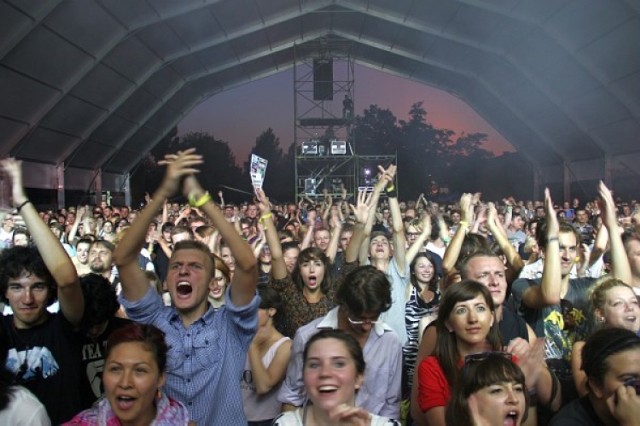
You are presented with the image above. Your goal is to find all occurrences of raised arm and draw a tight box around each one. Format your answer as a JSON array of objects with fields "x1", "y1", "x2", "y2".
[
  {"x1": 522, "y1": 188, "x2": 562, "y2": 308},
  {"x1": 384, "y1": 165, "x2": 408, "y2": 272},
  {"x1": 1, "y1": 159, "x2": 84, "y2": 326},
  {"x1": 346, "y1": 189, "x2": 374, "y2": 263},
  {"x1": 357, "y1": 166, "x2": 392, "y2": 264},
  {"x1": 113, "y1": 149, "x2": 203, "y2": 302},
  {"x1": 184, "y1": 175, "x2": 257, "y2": 306},
  {"x1": 487, "y1": 202, "x2": 525, "y2": 274},
  {"x1": 255, "y1": 188, "x2": 288, "y2": 280},
  {"x1": 406, "y1": 214, "x2": 432, "y2": 266},
  {"x1": 441, "y1": 193, "x2": 472, "y2": 276},
  {"x1": 600, "y1": 181, "x2": 632, "y2": 283},
  {"x1": 325, "y1": 212, "x2": 342, "y2": 263}
]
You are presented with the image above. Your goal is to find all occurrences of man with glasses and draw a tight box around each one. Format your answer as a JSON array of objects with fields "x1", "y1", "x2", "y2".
[
  {"x1": 278, "y1": 264, "x2": 402, "y2": 419},
  {"x1": 0, "y1": 212, "x2": 15, "y2": 248}
]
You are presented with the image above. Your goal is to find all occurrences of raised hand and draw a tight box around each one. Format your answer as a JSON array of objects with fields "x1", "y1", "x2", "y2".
[
  {"x1": 460, "y1": 193, "x2": 473, "y2": 223},
  {"x1": 377, "y1": 164, "x2": 397, "y2": 187},
  {"x1": 598, "y1": 181, "x2": 618, "y2": 230},
  {"x1": 157, "y1": 148, "x2": 203, "y2": 198},
  {"x1": 255, "y1": 188, "x2": 271, "y2": 214},
  {"x1": 544, "y1": 188, "x2": 559, "y2": 237},
  {"x1": 0, "y1": 158, "x2": 27, "y2": 205},
  {"x1": 350, "y1": 188, "x2": 373, "y2": 225}
]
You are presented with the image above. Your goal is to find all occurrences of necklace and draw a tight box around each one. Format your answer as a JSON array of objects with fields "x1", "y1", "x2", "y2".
[{"x1": 8, "y1": 321, "x2": 32, "y2": 383}]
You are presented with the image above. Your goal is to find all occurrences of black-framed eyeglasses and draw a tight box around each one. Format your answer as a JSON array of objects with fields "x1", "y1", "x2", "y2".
[{"x1": 464, "y1": 351, "x2": 512, "y2": 366}]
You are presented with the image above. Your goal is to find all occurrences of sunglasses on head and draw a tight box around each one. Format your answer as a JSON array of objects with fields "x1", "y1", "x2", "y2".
[{"x1": 464, "y1": 351, "x2": 512, "y2": 366}]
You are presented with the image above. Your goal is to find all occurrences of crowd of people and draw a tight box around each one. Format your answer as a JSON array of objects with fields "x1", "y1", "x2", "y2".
[{"x1": 0, "y1": 148, "x2": 639, "y2": 425}]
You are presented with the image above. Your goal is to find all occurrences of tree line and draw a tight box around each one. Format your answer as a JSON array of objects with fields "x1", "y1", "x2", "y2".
[{"x1": 131, "y1": 102, "x2": 533, "y2": 205}]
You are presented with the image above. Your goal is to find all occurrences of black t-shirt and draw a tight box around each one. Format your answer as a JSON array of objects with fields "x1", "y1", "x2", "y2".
[
  {"x1": 499, "y1": 303, "x2": 529, "y2": 344},
  {"x1": 152, "y1": 242, "x2": 170, "y2": 282},
  {"x1": 3, "y1": 313, "x2": 84, "y2": 424},
  {"x1": 549, "y1": 396, "x2": 605, "y2": 426},
  {"x1": 78, "y1": 316, "x2": 133, "y2": 408}
]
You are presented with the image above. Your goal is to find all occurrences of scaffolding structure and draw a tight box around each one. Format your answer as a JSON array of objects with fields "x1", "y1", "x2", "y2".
[
  {"x1": 294, "y1": 39, "x2": 356, "y2": 201},
  {"x1": 293, "y1": 39, "x2": 396, "y2": 201}
]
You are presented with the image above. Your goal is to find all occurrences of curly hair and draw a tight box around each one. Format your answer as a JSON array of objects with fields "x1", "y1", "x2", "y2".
[{"x1": 0, "y1": 246, "x2": 56, "y2": 305}]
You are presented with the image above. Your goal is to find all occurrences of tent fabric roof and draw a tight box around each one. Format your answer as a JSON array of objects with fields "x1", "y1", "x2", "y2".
[{"x1": 1, "y1": 0, "x2": 638, "y2": 185}]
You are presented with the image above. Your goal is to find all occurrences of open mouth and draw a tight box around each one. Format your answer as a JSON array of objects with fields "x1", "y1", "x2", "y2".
[
  {"x1": 307, "y1": 275, "x2": 317, "y2": 287},
  {"x1": 317, "y1": 385, "x2": 338, "y2": 394},
  {"x1": 504, "y1": 410, "x2": 519, "y2": 426},
  {"x1": 176, "y1": 281, "x2": 193, "y2": 295},
  {"x1": 115, "y1": 395, "x2": 136, "y2": 410}
]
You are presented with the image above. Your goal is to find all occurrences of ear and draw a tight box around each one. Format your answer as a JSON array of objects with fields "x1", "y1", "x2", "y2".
[
  {"x1": 355, "y1": 373, "x2": 364, "y2": 390},
  {"x1": 594, "y1": 308, "x2": 604, "y2": 322},
  {"x1": 158, "y1": 372, "x2": 167, "y2": 389},
  {"x1": 267, "y1": 307, "x2": 276, "y2": 318},
  {"x1": 587, "y1": 377, "x2": 604, "y2": 399},
  {"x1": 444, "y1": 319, "x2": 453, "y2": 333}
]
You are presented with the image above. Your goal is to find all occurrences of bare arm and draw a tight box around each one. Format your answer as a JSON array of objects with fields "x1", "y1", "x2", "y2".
[
  {"x1": 1, "y1": 159, "x2": 84, "y2": 326},
  {"x1": 357, "y1": 165, "x2": 394, "y2": 264},
  {"x1": 600, "y1": 181, "x2": 632, "y2": 283},
  {"x1": 346, "y1": 189, "x2": 373, "y2": 264},
  {"x1": 390, "y1": 206, "x2": 407, "y2": 269},
  {"x1": 442, "y1": 193, "x2": 472, "y2": 276},
  {"x1": 113, "y1": 150, "x2": 203, "y2": 302},
  {"x1": 406, "y1": 214, "x2": 432, "y2": 266},
  {"x1": 248, "y1": 339, "x2": 292, "y2": 395},
  {"x1": 255, "y1": 188, "x2": 288, "y2": 280},
  {"x1": 487, "y1": 202, "x2": 525, "y2": 274},
  {"x1": 325, "y1": 216, "x2": 342, "y2": 263},
  {"x1": 522, "y1": 188, "x2": 562, "y2": 309},
  {"x1": 67, "y1": 206, "x2": 85, "y2": 246}
]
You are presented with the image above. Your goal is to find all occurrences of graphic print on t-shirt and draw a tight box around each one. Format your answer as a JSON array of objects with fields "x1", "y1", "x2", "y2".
[{"x1": 6, "y1": 346, "x2": 59, "y2": 381}]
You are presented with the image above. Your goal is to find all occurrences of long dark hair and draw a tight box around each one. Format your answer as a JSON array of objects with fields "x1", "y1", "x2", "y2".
[
  {"x1": 434, "y1": 280, "x2": 502, "y2": 387},
  {"x1": 291, "y1": 247, "x2": 334, "y2": 294},
  {"x1": 410, "y1": 251, "x2": 439, "y2": 293}
]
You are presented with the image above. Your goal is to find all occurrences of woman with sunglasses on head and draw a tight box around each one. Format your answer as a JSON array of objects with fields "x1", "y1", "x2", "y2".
[
  {"x1": 446, "y1": 352, "x2": 529, "y2": 426},
  {"x1": 415, "y1": 281, "x2": 547, "y2": 426},
  {"x1": 571, "y1": 278, "x2": 640, "y2": 397},
  {"x1": 273, "y1": 329, "x2": 399, "y2": 426}
]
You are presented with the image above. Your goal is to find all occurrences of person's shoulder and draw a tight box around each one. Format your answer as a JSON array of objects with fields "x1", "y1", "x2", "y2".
[
  {"x1": 511, "y1": 277, "x2": 538, "y2": 292},
  {"x1": 371, "y1": 413, "x2": 401, "y2": 425},
  {"x1": 272, "y1": 410, "x2": 301, "y2": 425},
  {"x1": 570, "y1": 277, "x2": 596, "y2": 292}
]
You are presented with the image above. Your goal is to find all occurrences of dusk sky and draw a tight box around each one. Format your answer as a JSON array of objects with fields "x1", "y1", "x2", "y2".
[{"x1": 178, "y1": 64, "x2": 515, "y2": 164}]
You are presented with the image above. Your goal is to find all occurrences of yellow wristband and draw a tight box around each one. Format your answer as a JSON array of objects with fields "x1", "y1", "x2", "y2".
[
  {"x1": 188, "y1": 191, "x2": 212, "y2": 208},
  {"x1": 259, "y1": 212, "x2": 273, "y2": 223},
  {"x1": 385, "y1": 184, "x2": 395, "y2": 193},
  {"x1": 459, "y1": 220, "x2": 469, "y2": 228}
]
